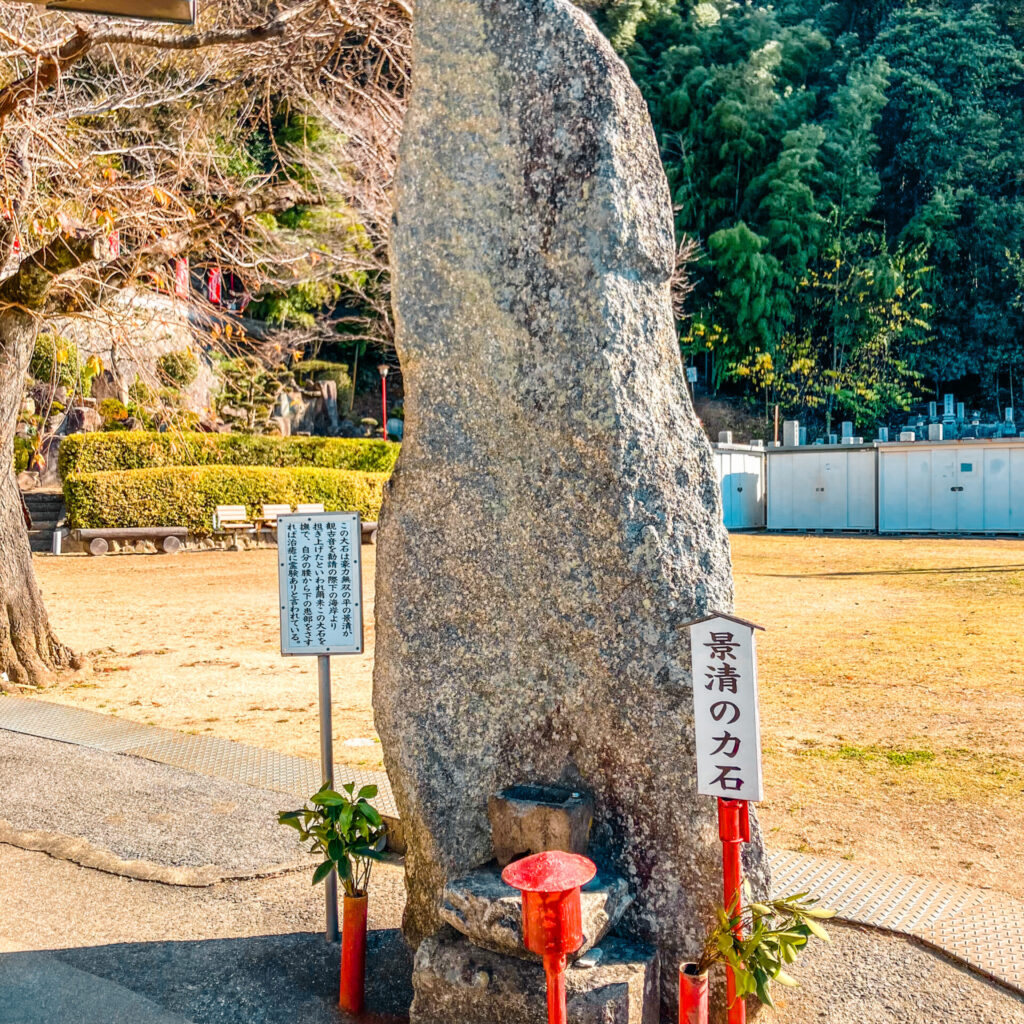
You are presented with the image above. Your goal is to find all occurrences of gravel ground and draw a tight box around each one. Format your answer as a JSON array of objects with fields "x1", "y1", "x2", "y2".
[
  {"x1": 2, "y1": 729, "x2": 1022, "y2": 1023},
  {"x1": 0, "y1": 843, "x2": 410, "y2": 1023},
  {"x1": 0, "y1": 732, "x2": 311, "y2": 876},
  {"x1": 763, "y1": 921, "x2": 1024, "y2": 1023},
  {"x1": 2, "y1": 839, "x2": 1022, "y2": 1023}
]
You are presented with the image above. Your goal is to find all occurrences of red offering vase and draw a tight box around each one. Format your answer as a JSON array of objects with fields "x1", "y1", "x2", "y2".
[
  {"x1": 339, "y1": 893, "x2": 368, "y2": 1014},
  {"x1": 679, "y1": 963, "x2": 709, "y2": 1024}
]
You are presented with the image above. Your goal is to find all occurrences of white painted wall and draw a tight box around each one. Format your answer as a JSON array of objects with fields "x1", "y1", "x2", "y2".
[
  {"x1": 713, "y1": 445, "x2": 766, "y2": 529},
  {"x1": 767, "y1": 447, "x2": 877, "y2": 531},
  {"x1": 879, "y1": 441, "x2": 1024, "y2": 533}
]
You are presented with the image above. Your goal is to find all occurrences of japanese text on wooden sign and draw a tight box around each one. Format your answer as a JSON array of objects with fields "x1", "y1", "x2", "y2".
[
  {"x1": 277, "y1": 512, "x2": 363, "y2": 656},
  {"x1": 689, "y1": 614, "x2": 764, "y2": 802}
]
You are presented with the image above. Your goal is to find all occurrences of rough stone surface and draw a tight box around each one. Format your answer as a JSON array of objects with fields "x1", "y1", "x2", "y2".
[
  {"x1": 488, "y1": 784, "x2": 594, "y2": 866},
  {"x1": 374, "y1": 0, "x2": 770, "y2": 1015},
  {"x1": 410, "y1": 931, "x2": 659, "y2": 1024},
  {"x1": 439, "y1": 865, "x2": 631, "y2": 959}
]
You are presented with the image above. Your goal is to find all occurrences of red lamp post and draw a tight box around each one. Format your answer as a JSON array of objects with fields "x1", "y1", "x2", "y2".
[
  {"x1": 502, "y1": 851, "x2": 597, "y2": 1024},
  {"x1": 377, "y1": 363, "x2": 389, "y2": 440}
]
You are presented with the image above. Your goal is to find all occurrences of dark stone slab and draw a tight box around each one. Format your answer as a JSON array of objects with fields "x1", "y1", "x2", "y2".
[{"x1": 410, "y1": 931, "x2": 659, "y2": 1024}]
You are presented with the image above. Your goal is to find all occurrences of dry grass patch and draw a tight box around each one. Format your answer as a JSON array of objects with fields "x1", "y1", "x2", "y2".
[
  {"x1": 733, "y1": 534, "x2": 1024, "y2": 898},
  {"x1": 27, "y1": 533, "x2": 1024, "y2": 900}
]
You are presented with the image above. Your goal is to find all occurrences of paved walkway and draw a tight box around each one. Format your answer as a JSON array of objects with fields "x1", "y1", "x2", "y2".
[{"x1": 1, "y1": 695, "x2": 1022, "y2": 999}]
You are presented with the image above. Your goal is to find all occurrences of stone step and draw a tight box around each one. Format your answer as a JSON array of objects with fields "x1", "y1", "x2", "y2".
[
  {"x1": 22, "y1": 492, "x2": 63, "y2": 507},
  {"x1": 440, "y1": 865, "x2": 631, "y2": 960},
  {"x1": 411, "y1": 932, "x2": 658, "y2": 1024},
  {"x1": 29, "y1": 534, "x2": 54, "y2": 553},
  {"x1": 26, "y1": 512, "x2": 62, "y2": 524}
]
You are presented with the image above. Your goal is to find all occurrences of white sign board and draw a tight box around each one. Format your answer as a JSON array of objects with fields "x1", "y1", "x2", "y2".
[
  {"x1": 278, "y1": 512, "x2": 363, "y2": 656},
  {"x1": 686, "y1": 366, "x2": 699, "y2": 383},
  {"x1": 689, "y1": 613, "x2": 764, "y2": 802}
]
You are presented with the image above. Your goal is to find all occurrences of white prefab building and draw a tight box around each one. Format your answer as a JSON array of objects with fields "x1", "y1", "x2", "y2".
[
  {"x1": 766, "y1": 446, "x2": 877, "y2": 531},
  {"x1": 878, "y1": 440, "x2": 1024, "y2": 533},
  {"x1": 713, "y1": 444, "x2": 766, "y2": 529}
]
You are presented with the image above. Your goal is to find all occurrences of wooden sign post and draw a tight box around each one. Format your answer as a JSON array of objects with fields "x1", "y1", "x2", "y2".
[
  {"x1": 688, "y1": 612, "x2": 765, "y2": 1024},
  {"x1": 22, "y1": 0, "x2": 196, "y2": 23},
  {"x1": 278, "y1": 511, "x2": 364, "y2": 941}
]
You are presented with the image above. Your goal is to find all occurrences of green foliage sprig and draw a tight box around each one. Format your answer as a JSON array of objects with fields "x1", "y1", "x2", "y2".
[
  {"x1": 695, "y1": 891, "x2": 834, "y2": 1008},
  {"x1": 279, "y1": 782, "x2": 386, "y2": 897}
]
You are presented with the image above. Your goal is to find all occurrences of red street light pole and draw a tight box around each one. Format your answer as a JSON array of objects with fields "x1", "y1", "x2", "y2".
[
  {"x1": 377, "y1": 364, "x2": 389, "y2": 441},
  {"x1": 502, "y1": 851, "x2": 597, "y2": 1024}
]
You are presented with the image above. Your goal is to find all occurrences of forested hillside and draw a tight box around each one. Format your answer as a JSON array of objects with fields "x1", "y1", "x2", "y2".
[{"x1": 596, "y1": 0, "x2": 1024, "y2": 430}]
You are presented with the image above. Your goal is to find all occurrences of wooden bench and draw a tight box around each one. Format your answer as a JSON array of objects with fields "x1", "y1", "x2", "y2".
[
  {"x1": 72, "y1": 526, "x2": 187, "y2": 556},
  {"x1": 213, "y1": 505, "x2": 255, "y2": 540},
  {"x1": 258, "y1": 503, "x2": 292, "y2": 536},
  {"x1": 256, "y1": 502, "x2": 378, "y2": 544}
]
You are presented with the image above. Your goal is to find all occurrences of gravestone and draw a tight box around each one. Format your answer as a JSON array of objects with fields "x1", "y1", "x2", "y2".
[{"x1": 373, "y1": 0, "x2": 770, "y2": 1015}]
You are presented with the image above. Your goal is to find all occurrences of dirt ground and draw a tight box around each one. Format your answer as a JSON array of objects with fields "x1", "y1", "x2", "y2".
[
  {"x1": 29, "y1": 534, "x2": 1024, "y2": 901},
  {"x1": 35, "y1": 547, "x2": 380, "y2": 768}
]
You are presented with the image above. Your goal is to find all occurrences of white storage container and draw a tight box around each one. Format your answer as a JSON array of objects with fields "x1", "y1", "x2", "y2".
[
  {"x1": 767, "y1": 446, "x2": 877, "y2": 531},
  {"x1": 878, "y1": 440, "x2": 1024, "y2": 533},
  {"x1": 713, "y1": 444, "x2": 766, "y2": 529}
]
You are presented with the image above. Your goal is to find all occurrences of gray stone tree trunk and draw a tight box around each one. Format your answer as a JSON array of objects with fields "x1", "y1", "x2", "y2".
[
  {"x1": 373, "y1": 0, "x2": 769, "y2": 1017},
  {"x1": 0, "y1": 308, "x2": 76, "y2": 688}
]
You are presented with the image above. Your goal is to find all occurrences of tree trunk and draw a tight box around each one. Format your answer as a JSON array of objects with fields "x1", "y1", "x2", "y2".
[{"x1": 0, "y1": 308, "x2": 76, "y2": 689}]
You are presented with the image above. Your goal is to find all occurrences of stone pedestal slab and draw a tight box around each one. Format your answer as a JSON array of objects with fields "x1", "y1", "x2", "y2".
[
  {"x1": 410, "y1": 931, "x2": 659, "y2": 1024},
  {"x1": 439, "y1": 865, "x2": 631, "y2": 959}
]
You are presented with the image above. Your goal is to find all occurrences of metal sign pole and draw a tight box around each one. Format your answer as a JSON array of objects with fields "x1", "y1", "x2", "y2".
[
  {"x1": 278, "y1": 511, "x2": 362, "y2": 945},
  {"x1": 318, "y1": 653, "x2": 339, "y2": 942}
]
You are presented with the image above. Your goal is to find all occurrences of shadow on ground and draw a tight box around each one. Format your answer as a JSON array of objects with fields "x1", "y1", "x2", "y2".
[{"x1": 0, "y1": 930, "x2": 412, "y2": 1024}]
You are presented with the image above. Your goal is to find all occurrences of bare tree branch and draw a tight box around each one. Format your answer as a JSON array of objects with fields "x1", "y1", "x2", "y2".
[{"x1": 0, "y1": 231, "x2": 103, "y2": 306}]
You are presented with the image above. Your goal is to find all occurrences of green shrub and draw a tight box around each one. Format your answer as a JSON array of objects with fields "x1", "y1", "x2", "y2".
[
  {"x1": 98, "y1": 398, "x2": 130, "y2": 429},
  {"x1": 30, "y1": 333, "x2": 82, "y2": 391},
  {"x1": 215, "y1": 355, "x2": 289, "y2": 433},
  {"x1": 292, "y1": 359, "x2": 352, "y2": 395},
  {"x1": 157, "y1": 349, "x2": 200, "y2": 388},
  {"x1": 59, "y1": 431, "x2": 399, "y2": 478},
  {"x1": 64, "y1": 465, "x2": 387, "y2": 536},
  {"x1": 128, "y1": 378, "x2": 154, "y2": 406},
  {"x1": 13, "y1": 437, "x2": 33, "y2": 474}
]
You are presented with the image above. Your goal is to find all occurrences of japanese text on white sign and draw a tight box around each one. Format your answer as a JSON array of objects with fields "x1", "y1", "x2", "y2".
[
  {"x1": 278, "y1": 512, "x2": 363, "y2": 656},
  {"x1": 689, "y1": 614, "x2": 763, "y2": 802}
]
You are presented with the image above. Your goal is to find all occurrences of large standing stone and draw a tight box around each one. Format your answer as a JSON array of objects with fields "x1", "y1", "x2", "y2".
[{"x1": 374, "y1": 0, "x2": 770, "y2": 1015}]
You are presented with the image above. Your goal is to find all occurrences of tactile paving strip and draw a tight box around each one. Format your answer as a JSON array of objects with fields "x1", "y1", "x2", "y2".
[
  {"x1": 1, "y1": 697, "x2": 1021, "y2": 992},
  {"x1": 769, "y1": 849, "x2": 1024, "y2": 991},
  {"x1": 0, "y1": 696, "x2": 396, "y2": 819}
]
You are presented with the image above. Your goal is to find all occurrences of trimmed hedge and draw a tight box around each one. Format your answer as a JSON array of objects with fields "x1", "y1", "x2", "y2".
[
  {"x1": 59, "y1": 431, "x2": 399, "y2": 478},
  {"x1": 64, "y1": 465, "x2": 386, "y2": 536}
]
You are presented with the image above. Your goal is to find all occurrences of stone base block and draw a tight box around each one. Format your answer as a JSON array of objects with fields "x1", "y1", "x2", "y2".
[
  {"x1": 439, "y1": 865, "x2": 631, "y2": 959},
  {"x1": 411, "y1": 931, "x2": 659, "y2": 1024},
  {"x1": 487, "y1": 785, "x2": 594, "y2": 867}
]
